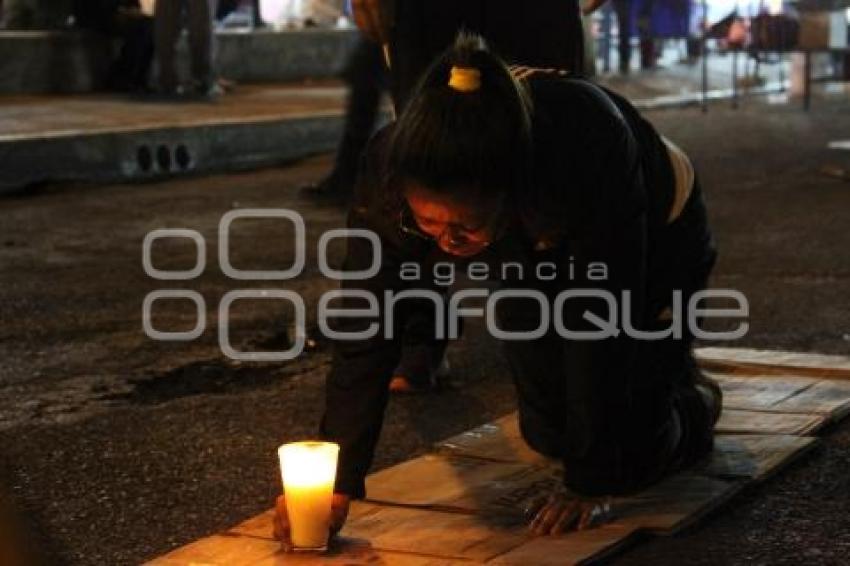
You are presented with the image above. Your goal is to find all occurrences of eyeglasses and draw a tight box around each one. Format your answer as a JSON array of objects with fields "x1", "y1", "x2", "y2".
[
  {"x1": 397, "y1": 203, "x2": 504, "y2": 250},
  {"x1": 398, "y1": 205, "x2": 433, "y2": 241}
]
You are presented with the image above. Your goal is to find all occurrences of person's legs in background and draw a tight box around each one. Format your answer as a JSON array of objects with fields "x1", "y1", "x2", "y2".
[
  {"x1": 186, "y1": 0, "x2": 217, "y2": 95},
  {"x1": 106, "y1": 8, "x2": 156, "y2": 93},
  {"x1": 216, "y1": 0, "x2": 238, "y2": 20},
  {"x1": 251, "y1": 0, "x2": 262, "y2": 27},
  {"x1": 154, "y1": 0, "x2": 182, "y2": 93},
  {"x1": 304, "y1": 38, "x2": 386, "y2": 196},
  {"x1": 613, "y1": 0, "x2": 631, "y2": 73},
  {"x1": 637, "y1": 0, "x2": 656, "y2": 69},
  {"x1": 125, "y1": 14, "x2": 156, "y2": 91}
]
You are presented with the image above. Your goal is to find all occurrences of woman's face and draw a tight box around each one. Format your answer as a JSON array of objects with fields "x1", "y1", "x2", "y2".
[{"x1": 404, "y1": 183, "x2": 506, "y2": 257}]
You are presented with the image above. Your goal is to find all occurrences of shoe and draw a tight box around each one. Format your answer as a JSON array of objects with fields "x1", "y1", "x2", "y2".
[
  {"x1": 389, "y1": 351, "x2": 450, "y2": 394},
  {"x1": 694, "y1": 372, "x2": 723, "y2": 426},
  {"x1": 191, "y1": 80, "x2": 225, "y2": 100},
  {"x1": 300, "y1": 171, "x2": 354, "y2": 198}
]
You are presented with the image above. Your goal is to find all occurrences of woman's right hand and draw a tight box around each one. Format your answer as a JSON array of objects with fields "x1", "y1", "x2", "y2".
[
  {"x1": 525, "y1": 492, "x2": 614, "y2": 535},
  {"x1": 273, "y1": 493, "x2": 351, "y2": 551}
]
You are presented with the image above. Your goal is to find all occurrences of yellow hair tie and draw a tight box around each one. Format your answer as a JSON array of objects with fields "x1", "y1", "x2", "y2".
[{"x1": 448, "y1": 66, "x2": 481, "y2": 93}]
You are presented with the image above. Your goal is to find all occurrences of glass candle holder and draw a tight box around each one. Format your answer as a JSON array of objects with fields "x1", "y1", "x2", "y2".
[{"x1": 278, "y1": 441, "x2": 340, "y2": 551}]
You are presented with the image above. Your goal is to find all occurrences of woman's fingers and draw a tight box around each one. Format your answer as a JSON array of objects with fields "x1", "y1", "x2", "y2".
[
  {"x1": 530, "y1": 496, "x2": 567, "y2": 536},
  {"x1": 528, "y1": 495, "x2": 614, "y2": 536},
  {"x1": 550, "y1": 501, "x2": 582, "y2": 535},
  {"x1": 578, "y1": 500, "x2": 613, "y2": 531},
  {"x1": 329, "y1": 493, "x2": 351, "y2": 536},
  {"x1": 523, "y1": 495, "x2": 548, "y2": 521},
  {"x1": 273, "y1": 495, "x2": 293, "y2": 551}
]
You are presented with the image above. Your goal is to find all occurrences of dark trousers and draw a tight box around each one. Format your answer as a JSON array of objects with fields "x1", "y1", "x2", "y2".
[
  {"x1": 613, "y1": 0, "x2": 632, "y2": 73},
  {"x1": 501, "y1": 328, "x2": 714, "y2": 495},
  {"x1": 637, "y1": 0, "x2": 656, "y2": 69},
  {"x1": 498, "y1": 180, "x2": 717, "y2": 496},
  {"x1": 330, "y1": 39, "x2": 387, "y2": 189},
  {"x1": 155, "y1": 0, "x2": 213, "y2": 89},
  {"x1": 109, "y1": 15, "x2": 155, "y2": 91},
  {"x1": 216, "y1": 0, "x2": 238, "y2": 20}
]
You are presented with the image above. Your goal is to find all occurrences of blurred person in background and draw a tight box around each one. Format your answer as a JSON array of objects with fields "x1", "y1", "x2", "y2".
[
  {"x1": 73, "y1": 0, "x2": 155, "y2": 92},
  {"x1": 302, "y1": 39, "x2": 386, "y2": 197},
  {"x1": 154, "y1": 0, "x2": 220, "y2": 97},
  {"x1": 637, "y1": 0, "x2": 657, "y2": 69},
  {"x1": 385, "y1": 0, "x2": 586, "y2": 109},
  {"x1": 584, "y1": 0, "x2": 634, "y2": 73},
  {"x1": 2, "y1": 0, "x2": 71, "y2": 29}
]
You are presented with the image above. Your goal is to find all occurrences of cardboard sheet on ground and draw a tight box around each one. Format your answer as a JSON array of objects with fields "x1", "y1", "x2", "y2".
[
  {"x1": 365, "y1": 453, "x2": 540, "y2": 509},
  {"x1": 435, "y1": 413, "x2": 548, "y2": 465},
  {"x1": 227, "y1": 509, "x2": 476, "y2": 564},
  {"x1": 697, "y1": 347, "x2": 850, "y2": 378},
  {"x1": 340, "y1": 501, "x2": 529, "y2": 562},
  {"x1": 224, "y1": 505, "x2": 636, "y2": 566},
  {"x1": 252, "y1": 540, "x2": 461, "y2": 566},
  {"x1": 228, "y1": 509, "x2": 277, "y2": 540},
  {"x1": 146, "y1": 534, "x2": 281, "y2": 565},
  {"x1": 710, "y1": 373, "x2": 817, "y2": 410},
  {"x1": 770, "y1": 379, "x2": 850, "y2": 419},
  {"x1": 369, "y1": 456, "x2": 561, "y2": 516},
  {"x1": 613, "y1": 473, "x2": 742, "y2": 535},
  {"x1": 715, "y1": 408, "x2": 825, "y2": 435},
  {"x1": 489, "y1": 524, "x2": 638, "y2": 565},
  {"x1": 699, "y1": 434, "x2": 819, "y2": 481},
  {"x1": 365, "y1": 452, "x2": 739, "y2": 537}
]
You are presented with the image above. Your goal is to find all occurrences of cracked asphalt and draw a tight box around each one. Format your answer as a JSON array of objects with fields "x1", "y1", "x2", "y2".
[{"x1": 1, "y1": 97, "x2": 849, "y2": 565}]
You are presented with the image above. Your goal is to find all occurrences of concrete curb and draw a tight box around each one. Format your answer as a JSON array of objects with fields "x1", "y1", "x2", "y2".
[{"x1": 0, "y1": 112, "x2": 344, "y2": 194}]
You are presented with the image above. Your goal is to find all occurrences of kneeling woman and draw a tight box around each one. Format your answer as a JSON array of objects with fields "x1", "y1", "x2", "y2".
[{"x1": 275, "y1": 33, "x2": 721, "y2": 541}]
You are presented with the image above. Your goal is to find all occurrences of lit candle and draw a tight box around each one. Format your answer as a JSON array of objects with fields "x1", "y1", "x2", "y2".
[{"x1": 278, "y1": 441, "x2": 340, "y2": 550}]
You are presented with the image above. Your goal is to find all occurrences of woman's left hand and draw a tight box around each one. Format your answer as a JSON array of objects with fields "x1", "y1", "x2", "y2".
[{"x1": 525, "y1": 492, "x2": 614, "y2": 535}]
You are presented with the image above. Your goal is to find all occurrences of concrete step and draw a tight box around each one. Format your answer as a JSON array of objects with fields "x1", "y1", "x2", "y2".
[{"x1": 0, "y1": 84, "x2": 353, "y2": 193}]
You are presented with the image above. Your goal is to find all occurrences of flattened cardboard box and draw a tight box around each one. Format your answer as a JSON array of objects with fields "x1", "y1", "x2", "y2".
[
  {"x1": 697, "y1": 347, "x2": 850, "y2": 378},
  {"x1": 710, "y1": 373, "x2": 817, "y2": 410},
  {"x1": 435, "y1": 413, "x2": 549, "y2": 465},
  {"x1": 700, "y1": 434, "x2": 819, "y2": 481},
  {"x1": 716, "y1": 408, "x2": 825, "y2": 435},
  {"x1": 341, "y1": 501, "x2": 529, "y2": 562}
]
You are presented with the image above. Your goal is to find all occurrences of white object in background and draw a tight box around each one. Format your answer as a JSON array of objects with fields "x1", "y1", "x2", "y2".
[
  {"x1": 140, "y1": 0, "x2": 155, "y2": 16},
  {"x1": 336, "y1": 15, "x2": 352, "y2": 29},
  {"x1": 260, "y1": 0, "x2": 296, "y2": 27},
  {"x1": 766, "y1": 0, "x2": 783, "y2": 15},
  {"x1": 278, "y1": 441, "x2": 339, "y2": 550},
  {"x1": 261, "y1": 0, "x2": 343, "y2": 27},
  {"x1": 828, "y1": 140, "x2": 850, "y2": 150}
]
